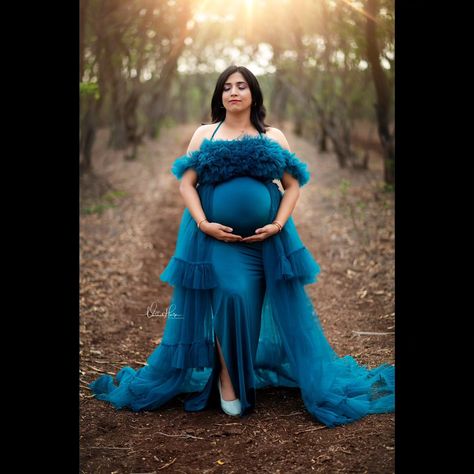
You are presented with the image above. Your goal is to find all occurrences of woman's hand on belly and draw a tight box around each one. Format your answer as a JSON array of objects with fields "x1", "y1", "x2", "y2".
[
  {"x1": 200, "y1": 221, "x2": 244, "y2": 243},
  {"x1": 241, "y1": 224, "x2": 280, "y2": 243}
]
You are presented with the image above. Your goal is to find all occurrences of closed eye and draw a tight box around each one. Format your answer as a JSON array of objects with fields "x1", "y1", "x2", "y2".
[{"x1": 223, "y1": 85, "x2": 247, "y2": 91}]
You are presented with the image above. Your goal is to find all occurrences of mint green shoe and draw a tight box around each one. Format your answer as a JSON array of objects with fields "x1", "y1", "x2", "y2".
[{"x1": 217, "y1": 378, "x2": 241, "y2": 416}]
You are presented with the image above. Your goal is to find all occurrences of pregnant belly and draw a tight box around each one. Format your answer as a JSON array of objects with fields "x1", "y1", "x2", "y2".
[{"x1": 212, "y1": 177, "x2": 272, "y2": 237}]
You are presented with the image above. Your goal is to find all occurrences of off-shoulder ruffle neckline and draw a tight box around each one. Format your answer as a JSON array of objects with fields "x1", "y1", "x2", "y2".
[{"x1": 171, "y1": 133, "x2": 311, "y2": 187}]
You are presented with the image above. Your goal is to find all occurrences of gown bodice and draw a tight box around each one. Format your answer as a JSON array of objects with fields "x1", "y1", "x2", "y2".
[{"x1": 171, "y1": 131, "x2": 311, "y2": 187}]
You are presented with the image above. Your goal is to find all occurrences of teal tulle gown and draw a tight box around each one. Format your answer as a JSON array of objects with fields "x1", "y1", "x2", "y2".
[{"x1": 89, "y1": 121, "x2": 395, "y2": 427}]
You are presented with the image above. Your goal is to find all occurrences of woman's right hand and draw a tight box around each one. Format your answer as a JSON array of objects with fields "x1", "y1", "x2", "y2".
[{"x1": 200, "y1": 221, "x2": 243, "y2": 242}]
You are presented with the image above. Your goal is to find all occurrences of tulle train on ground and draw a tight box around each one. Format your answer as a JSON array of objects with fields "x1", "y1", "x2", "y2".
[{"x1": 89, "y1": 180, "x2": 394, "y2": 427}]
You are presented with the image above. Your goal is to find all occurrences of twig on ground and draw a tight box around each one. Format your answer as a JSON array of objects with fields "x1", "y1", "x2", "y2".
[
  {"x1": 157, "y1": 457, "x2": 177, "y2": 470},
  {"x1": 295, "y1": 426, "x2": 328, "y2": 435},
  {"x1": 156, "y1": 431, "x2": 204, "y2": 440},
  {"x1": 87, "y1": 365, "x2": 116, "y2": 375},
  {"x1": 90, "y1": 446, "x2": 131, "y2": 450},
  {"x1": 352, "y1": 331, "x2": 394, "y2": 336},
  {"x1": 280, "y1": 411, "x2": 305, "y2": 417}
]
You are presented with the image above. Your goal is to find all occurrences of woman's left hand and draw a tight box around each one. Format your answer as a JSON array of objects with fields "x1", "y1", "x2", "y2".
[{"x1": 241, "y1": 224, "x2": 280, "y2": 243}]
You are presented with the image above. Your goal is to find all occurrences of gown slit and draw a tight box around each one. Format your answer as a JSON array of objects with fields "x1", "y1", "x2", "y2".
[{"x1": 184, "y1": 239, "x2": 266, "y2": 416}]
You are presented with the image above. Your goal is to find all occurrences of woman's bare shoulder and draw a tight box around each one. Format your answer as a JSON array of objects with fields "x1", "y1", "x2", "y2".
[
  {"x1": 195, "y1": 123, "x2": 221, "y2": 139},
  {"x1": 187, "y1": 123, "x2": 219, "y2": 153},
  {"x1": 265, "y1": 127, "x2": 291, "y2": 151},
  {"x1": 196, "y1": 123, "x2": 215, "y2": 132}
]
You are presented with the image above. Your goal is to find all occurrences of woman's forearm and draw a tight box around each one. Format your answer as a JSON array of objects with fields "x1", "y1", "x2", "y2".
[
  {"x1": 179, "y1": 183, "x2": 207, "y2": 225},
  {"x1": 274, "y1": 185, "x2": 301, "y2": 228}
]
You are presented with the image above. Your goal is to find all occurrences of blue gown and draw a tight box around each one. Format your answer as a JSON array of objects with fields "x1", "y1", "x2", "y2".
[{"x1": 89, "y1": 122, "x2": 395, "y2": 427}]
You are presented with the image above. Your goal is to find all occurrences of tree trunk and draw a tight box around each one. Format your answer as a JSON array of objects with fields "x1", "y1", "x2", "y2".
[
  {"x1": 325, "y1": 118, "x2": 350, "y2": 168},
  {"x1": 292, "y1": 18, "x2": 305, "y2": 136},
  {"x1": 79, "y1": 0, "x2": 88, "y2": 82},
  {"x1": 310, "y1": 94, "x2": 355, "y2": 168},
  {"x1": 366, "y1": 0, "x2": 395, "y2": 185},
  {"x1": 104, "y1": 27, "x2": 129, "y2": 150},
  {"x1": 146, "y1": 4, "x2": 192, "y2": 137},
  {"x1": 80, "y1": 96, "x2": 97, "y2": 175},
  {"x1": 176, "y1": 75, "x2": 189, "y2": 123},
  {"x1": 318, "y1": 111, "x2": 329, "y2": 152},
  {"x1": 123, "y1": 87, "x2": 144, "y2": 160},
  {"x1": 270, "y1": 73, "x2": 289, "y2": 123},
  {"x1": 108, "y1": 81, "x2": 128, "y2": 149}
]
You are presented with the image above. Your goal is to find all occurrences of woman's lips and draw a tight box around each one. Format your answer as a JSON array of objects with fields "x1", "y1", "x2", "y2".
[{"x1": 229, "y1": 100, "x2": 241, "y2": 103}]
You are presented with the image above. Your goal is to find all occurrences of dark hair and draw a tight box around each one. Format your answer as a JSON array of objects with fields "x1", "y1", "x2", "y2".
[{"x1": 210, "y1": 65, "x2": 269, "y2": 134}]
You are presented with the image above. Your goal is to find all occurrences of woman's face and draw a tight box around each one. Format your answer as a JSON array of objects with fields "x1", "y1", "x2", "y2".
[{"x1": 222, "y1": 72, "x2": 253, "y2": 113}]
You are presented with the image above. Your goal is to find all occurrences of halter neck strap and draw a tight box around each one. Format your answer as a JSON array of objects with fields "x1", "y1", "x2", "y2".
[
  {"x1": 210, "y1": 120, "x2": 263, "y2": 141},
  {"x1": 210, "y1": 121, "x2": 223, "y2": 141}
]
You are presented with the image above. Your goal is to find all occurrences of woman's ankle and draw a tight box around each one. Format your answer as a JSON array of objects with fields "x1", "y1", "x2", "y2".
[{"x1": 219, "y1": 372, "x2": 237, "y2": 398}]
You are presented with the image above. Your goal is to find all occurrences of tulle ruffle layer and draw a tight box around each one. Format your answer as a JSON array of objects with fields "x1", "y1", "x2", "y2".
[
  {"x1": 276, "y1": 246, "x2": 321, "y2": 284},
  {"x1": 88, "y1": 339, "x2": 214, "y2": 411},
  {"x1": 160, "y1": 256, "x2": 218, "y2": 289},
  {"x1": 301, "y1": 357, "x2": 395, "y2": 427},
  {"x1": 160, "y1": 246, "x2": 320, "y2": 290}
]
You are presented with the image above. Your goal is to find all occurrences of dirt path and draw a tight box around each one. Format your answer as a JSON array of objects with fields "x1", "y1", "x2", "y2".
[{"x1": 80, "y1": 124, "x2": 394, "y2": 473}]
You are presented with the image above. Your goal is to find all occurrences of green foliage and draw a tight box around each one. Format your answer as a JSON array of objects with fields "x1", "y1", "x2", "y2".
[
  {"x1": 81, "y1": 190, "x2": 127, "y2": 215},
  {"x1": 377, "y1": 181, "x2": 395, "y2": 194},
  {"x1": 103, "y1": 190, "x2": 127, "y2": 201},
  {"x1": 80, "y1": 82, "x2": 100, "y2": 100},
  {"x1": 339, "y1": 178, "x2": 351, "y2": 196},
  {"x1": 82, "y1": 203, "x2": 116, "y2": 215}
]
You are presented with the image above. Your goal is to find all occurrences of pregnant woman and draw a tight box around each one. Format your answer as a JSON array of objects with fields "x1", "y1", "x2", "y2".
[{"x1": 89, "y1": 65, "x2": 395, "y2": 427}]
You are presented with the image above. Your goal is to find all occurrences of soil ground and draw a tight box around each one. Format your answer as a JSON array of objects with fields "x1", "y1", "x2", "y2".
[{"x1": 80, "y1": 124, "x2": 395, "y2": 473}]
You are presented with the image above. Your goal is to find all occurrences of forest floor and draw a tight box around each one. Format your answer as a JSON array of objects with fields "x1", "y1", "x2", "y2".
[{"x1": 80, "y1": 123, "x2": 395, "y2": 474}]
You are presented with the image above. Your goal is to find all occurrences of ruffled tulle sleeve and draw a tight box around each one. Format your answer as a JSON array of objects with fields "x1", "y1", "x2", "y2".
[
  {"x1": 171, "y1": 151, "x2": 200, "y2": 180},
  {"x1": 282, "y1": 149, "x2": 311, "y2": 187}
]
